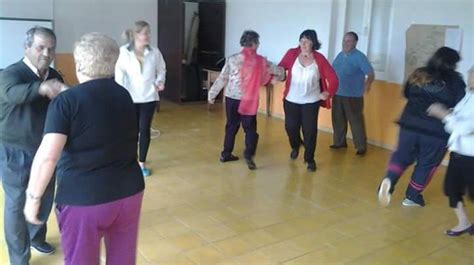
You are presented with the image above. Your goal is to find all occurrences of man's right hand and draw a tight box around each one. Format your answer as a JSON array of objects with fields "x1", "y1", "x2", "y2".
[
  {"x1": 208, "y1": 97, "x2": 215, "y2": 104},
  {"x1": 39, "y1": 79, "x2": 65, "y2": 99}
]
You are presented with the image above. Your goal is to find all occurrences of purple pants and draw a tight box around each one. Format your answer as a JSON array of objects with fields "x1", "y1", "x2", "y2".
[{"x1": 56, "y1": 192, "x2": 143, "y2": 265}]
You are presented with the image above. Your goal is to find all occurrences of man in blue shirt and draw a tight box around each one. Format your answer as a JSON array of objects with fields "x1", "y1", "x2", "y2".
[{"x1": 331, "y1": 32, "x2": 374, "y2": 156}]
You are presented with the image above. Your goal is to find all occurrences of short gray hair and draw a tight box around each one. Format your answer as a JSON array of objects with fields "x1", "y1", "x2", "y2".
[
  {"x1": 73, "y1": 32, "x2": 119, "y2": 78},
  {"x1": 240, "y1": 30, "x2": 259, "y2": 47},
  {"x1": 24, "y1": 26, "x2": 56, "y2": 48}
]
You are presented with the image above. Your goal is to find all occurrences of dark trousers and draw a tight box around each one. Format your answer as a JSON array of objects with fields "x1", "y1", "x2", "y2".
[
  {"x1": 444, "y1": 152, "x2": 474, "y2": 208},
  {"x1": 331, "y1": 95, "x2": 367, "y2": 151},
  {"x1": 283, "y1": 100, "x2": 320, "y2": 163},
  {"x1": 135, "y1": 101, "x2": 158, "y2": 163},
  {"x1": 222, "y1": 97, "x2": 258, "y2": 159},
  {"x1": 384, "y1": 128, "x2": 447, "y2": 199},
  {"x1": 0, "y1": 144, "x2": 55, "y2": 265}
]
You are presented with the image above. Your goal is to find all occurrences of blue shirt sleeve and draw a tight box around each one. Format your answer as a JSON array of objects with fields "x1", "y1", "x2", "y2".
[{"x1": 357, "y1": 52, "x2": 374, "y2": 75}]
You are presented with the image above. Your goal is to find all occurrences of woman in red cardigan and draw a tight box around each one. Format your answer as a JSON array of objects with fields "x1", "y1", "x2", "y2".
[{"x1": 278, "y1": 29, "x2": 339, "y2": 171}]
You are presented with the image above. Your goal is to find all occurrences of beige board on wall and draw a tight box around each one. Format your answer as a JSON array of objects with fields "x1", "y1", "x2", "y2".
[{"x1": 405, "y1": 24, "x2": 462, "y2": 82}]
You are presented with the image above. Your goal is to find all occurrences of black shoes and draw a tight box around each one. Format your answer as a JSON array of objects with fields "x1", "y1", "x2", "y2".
[
  {"x1": 329, "y1": 144, "x2": 347, "y2": 149},
  {"x1": 221, "y1": 153, "x2": 256, "y2": 170},
  {"x1": 330, "y1": 144, "x2": 366, "y2": 156},
  {"x1": 220, "y1": 154, "x2": 239, "y2": 162},
  {"x1": 245, "y1": 158, "x2": 257, "y2": 170},
  {"x1": 307, "y1": 161, "x2": 316, "y2": 172},
  {"x1": 31, "y1": 241, "x2": 55, "y2": 255},
  {"x1": 445, "y1": 224, "x2": 474, "y2": 237},
  {"x1": 290, "y1": 148, "x2": 299, "y2": 160},
  {"x1": 355, "y1": 149, "x2": 366, "y2": 156}
]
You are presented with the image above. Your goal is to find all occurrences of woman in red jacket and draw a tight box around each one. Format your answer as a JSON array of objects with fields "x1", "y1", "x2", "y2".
[{"x1": 278, "y1": 29, "x2": 339, "y2": 171}]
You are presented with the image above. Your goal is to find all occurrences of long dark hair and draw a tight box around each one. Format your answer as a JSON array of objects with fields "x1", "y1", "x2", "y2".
[{"x1": 408, "y1": 47, "x2": 460, "y2": 87}]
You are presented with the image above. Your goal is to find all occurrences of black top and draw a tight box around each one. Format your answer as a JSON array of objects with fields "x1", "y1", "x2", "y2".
[
  {"x1": 398, "y1": 71, "x2": 466, "y2": 139},
  {"x1": 0, "y1": 60, "x2": 63, "y2": 150},
  {"x1": 44, "y1": 78, "x2": 144, "y2": 205}
]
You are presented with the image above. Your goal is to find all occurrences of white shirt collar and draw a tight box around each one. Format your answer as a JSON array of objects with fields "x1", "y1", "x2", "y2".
[
  {"x1": 126, "y1": 45, "x2": 151, "y2": 56},
  {"x1": 22, "y1": 57, "x2": 49, "y2": 80}
]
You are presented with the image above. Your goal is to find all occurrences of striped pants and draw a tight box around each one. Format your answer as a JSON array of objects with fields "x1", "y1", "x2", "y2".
[{"x1": 384, "y1": 128, "x2": 447, "y2": 199}]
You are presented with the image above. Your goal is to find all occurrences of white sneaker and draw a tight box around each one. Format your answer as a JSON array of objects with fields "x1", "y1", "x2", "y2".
[
  {"x1": 401, "y1": 198, "x2": 423, "y2": 207},
  {"x1": 378, "y1": 178, "x2": 392, "y2": 207}
]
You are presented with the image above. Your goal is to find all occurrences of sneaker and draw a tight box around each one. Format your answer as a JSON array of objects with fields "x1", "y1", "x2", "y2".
[
  {"x1": 355, "y1": 149, "x2": 366, "y2": 156},
  {"x1": 220, "y1": 154, "x2": 239, "y2": 163},
  {"x1": 141, "y1": 167, "x2": 151, "y2": 177},
  {"x1": 378, "y1": 178, "x2": 392, "y2": 207},
  {"x1": 402, "y1": 197, "x2": 425, "y2": 207},
  {"x1": 31, "y1": 242, "x2": 55, "y2": 255}
]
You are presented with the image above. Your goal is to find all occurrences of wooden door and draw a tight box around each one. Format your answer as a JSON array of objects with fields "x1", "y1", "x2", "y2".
[
  {"x1": 198, "y1": 2, "x2": 226, "y2": 71},
  {"x1": 158, "y1": 0, "x2": 184, "y2": 102}
]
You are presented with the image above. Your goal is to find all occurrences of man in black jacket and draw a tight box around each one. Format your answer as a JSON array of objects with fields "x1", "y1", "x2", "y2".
[{"x1": 0, "y1": 26, "x2": 66, "y2": 265}]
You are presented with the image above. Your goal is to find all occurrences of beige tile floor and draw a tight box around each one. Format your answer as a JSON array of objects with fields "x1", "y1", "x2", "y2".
[{"x1": 1, "y1": 101, "x2": 473, "y2": 265}]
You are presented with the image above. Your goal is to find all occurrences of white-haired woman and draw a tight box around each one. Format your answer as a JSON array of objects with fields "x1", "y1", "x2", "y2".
[
  {"x1": 115, "y1": 20, "x2": 166, "y2": 177},
  {"x1": 24, "y1": 32, "x2": 145, "y2": 265}
]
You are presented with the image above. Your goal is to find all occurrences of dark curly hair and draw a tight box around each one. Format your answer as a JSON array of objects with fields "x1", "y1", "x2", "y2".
[{"x1": 299, "y1": 29, "x2": 321, "y2": 50}]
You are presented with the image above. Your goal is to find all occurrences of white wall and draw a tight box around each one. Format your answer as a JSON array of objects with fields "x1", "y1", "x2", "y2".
[
  {"x1": 3, "y1": 0, "x2": 472, "y2": 84},
  {"x1": 327, "y1": 0, "x2": 347, "y2": 61},
  {"x1": 225, "y1": 0, "x2": 334, "y2": 64},
  {"x1": 386, "y1": 0, "x2": 474, "y2": 83},
  {"x1": 368, "y1": 0, "x2": 392, "y2": 73},
  {"x1": 53, "y1": 0, "x2": 158, "y2": 53},
  {"x1": 0, "y1": 0, "x2": 54, "y2": 68},
  {"x1": 344, "y1": 0, "x2": 365, "y2": 45},
  {"x1": 0, "y1": 19, "x2": 53, "y2": 69},
  {"x1": 226, "y1": 0, "x2": 474, "y2": 84},
  {"x1": 0, "y1": 0, "x2": 53, "y2": 19}
]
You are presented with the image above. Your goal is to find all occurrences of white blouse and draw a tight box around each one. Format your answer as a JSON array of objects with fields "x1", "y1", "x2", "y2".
[
  {"x1": 443, "y1": 89, "x2": 474, "y2": 157},
  {"x1": 115, "y1": 45, "x2": 166, "y2": 103},
  {"x1": 285, "y1": 59, "x2": 321, "y2": 104}
]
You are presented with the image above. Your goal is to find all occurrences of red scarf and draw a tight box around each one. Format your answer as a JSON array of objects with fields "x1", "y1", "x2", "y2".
[{"x1": 238, "y1": 47, "x2": 270, "y2": 115}]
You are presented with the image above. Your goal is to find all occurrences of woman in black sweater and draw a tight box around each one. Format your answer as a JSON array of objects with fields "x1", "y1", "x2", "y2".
[{"x1": 378, "y1": 47, "x2": 466, "y2": 207}]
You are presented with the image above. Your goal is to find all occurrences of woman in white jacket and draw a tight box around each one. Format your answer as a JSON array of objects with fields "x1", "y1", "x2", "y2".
[
  {"x1": 428, "y1": 67, "x2": 474, "y2": 236},
  {"x1": 115, "y1": 21, "x2": 166, "y2": 177}
]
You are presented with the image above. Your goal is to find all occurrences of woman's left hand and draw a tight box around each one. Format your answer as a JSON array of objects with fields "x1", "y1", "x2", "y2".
[
  {"x1": 427, "y1": 103, "x2": 450, "y2": 119},
  {"x1": 319, "y1": 92, "x2": 330, "y2": 100},
  {"x1": 155, "y1": 84, "x2": 165, "y2": 92},
  {"x1": 24, "y1": 197, "x2": 44, "y2": 225}
]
